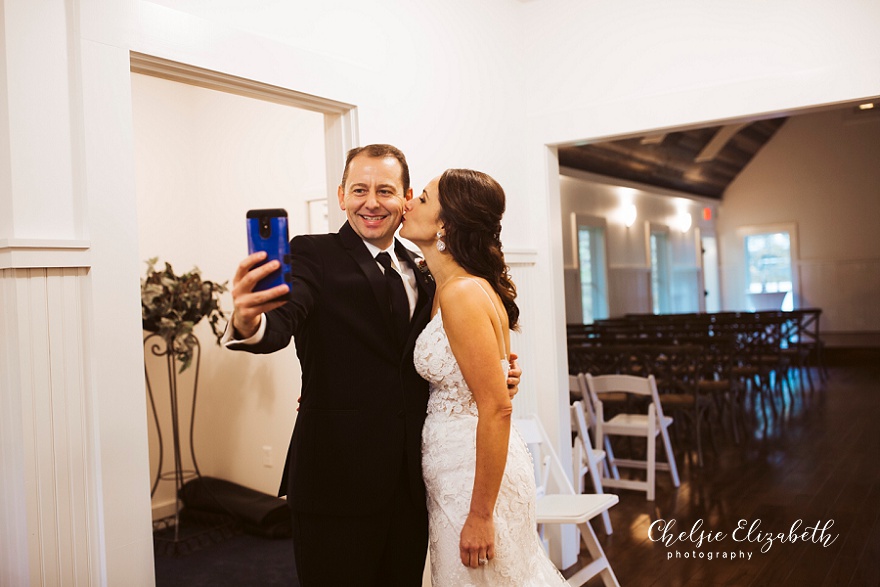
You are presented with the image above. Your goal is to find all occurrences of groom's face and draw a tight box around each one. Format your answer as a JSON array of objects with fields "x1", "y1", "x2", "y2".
[{"x1": 338, "y1": 155, "x2": 413, "y2": 250}]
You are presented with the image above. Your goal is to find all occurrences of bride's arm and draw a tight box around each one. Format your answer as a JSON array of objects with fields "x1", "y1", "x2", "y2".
[{"x1": 440, "y1": 279, "x2": 512, "y2": 569}]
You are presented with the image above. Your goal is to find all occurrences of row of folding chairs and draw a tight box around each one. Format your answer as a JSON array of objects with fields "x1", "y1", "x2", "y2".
[
  {"x1": 568, "y1": 308, "x2": 827, "y2": 391},
  {"x1": 567, "y1": 317, "x2": 826, "y2": 465}
]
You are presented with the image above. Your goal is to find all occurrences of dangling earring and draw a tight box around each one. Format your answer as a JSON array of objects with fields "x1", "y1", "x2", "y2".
[{"x1": 436, "y1": 231, "x2": 446, "y2": 252}]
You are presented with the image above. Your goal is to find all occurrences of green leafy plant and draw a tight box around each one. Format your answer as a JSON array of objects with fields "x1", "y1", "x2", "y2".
[{"x1": 141, "y1": 257, "x2": 228, "y2": 372}]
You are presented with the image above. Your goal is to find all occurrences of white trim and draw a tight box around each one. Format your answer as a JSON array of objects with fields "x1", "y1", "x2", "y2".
[
  {"x1": 129, "y1": 52, "x2": 354, "y2": 114},
  {"x1": 505, "y1": 248, "x2": 538, "y2": 265},
  {"x1": 0, "y1": 239, "x2": 91, "y2": 269},
  {"x1": 151, "y1": 499, "x2": 178, "y2": 522},
  {"x1": 129, "y1": 51, "x2": 359, "y2": 235}
]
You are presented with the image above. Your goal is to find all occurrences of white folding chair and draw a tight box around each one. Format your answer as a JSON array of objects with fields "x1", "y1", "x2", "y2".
[
  {"x1": 570, "y1": 401, "x2": 613, "y2": 535},
  {"x1": 514, "y1": 416, "x2": 620, "y2": 587},
  {"x1": 570, "y1": 374, "x2": 618, "y2": 477},
  {"x1": 585, "y1": 373, "x2": 681, "y2": 501}
]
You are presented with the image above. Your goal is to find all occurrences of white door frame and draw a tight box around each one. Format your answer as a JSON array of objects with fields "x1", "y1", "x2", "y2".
[{"x1": 130, "y1": 52, "x2": 358, "y2": 229}]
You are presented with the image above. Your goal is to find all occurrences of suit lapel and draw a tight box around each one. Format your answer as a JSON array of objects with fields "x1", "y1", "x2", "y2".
[
  {"x1": 339, "y1": 222, "x2": 395, "y2": 338},
  {"x1": 396, "y1": 241, "x2": 436, "y2": 352},
  {"x1": 396, "y1": 241, "x2": 435, "y2": 302}
]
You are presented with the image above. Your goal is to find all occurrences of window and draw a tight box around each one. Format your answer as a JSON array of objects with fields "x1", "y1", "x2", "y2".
[
  {"x1": 745, "y1": 231, "x2": 794, "y2": 311},
  {"x1": 575, "y1": 218, "x2": 608, "y2": 323},
  {"x1": 650, "y1": 228, "x2": 671, "y2": 314}
]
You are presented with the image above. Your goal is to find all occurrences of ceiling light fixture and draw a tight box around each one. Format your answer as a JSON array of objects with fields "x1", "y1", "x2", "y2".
[
  {"x1": 677, "y1": 212, "x2": 692, "y2": 233},
  {"x1": 623, "y1": 204, "x2": 637, "y2": 228},
  {"x1": 858, "y1": 103, "x2": 875, "y2": 110}
]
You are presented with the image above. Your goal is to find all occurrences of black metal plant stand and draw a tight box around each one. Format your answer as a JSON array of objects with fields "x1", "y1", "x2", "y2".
[{"x1": 145, "y1": 333, "x2": 234, "y2": 555}]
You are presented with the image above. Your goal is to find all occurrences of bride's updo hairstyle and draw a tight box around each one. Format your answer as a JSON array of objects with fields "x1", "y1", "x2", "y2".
[{"x1": 437, "y1": 169, "x2": 519, "y2": 331}]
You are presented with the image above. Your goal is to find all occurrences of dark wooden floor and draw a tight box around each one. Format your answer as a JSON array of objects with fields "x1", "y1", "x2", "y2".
[{"x1": 567, "y1": 351, "x2": 880, "y2": 587}]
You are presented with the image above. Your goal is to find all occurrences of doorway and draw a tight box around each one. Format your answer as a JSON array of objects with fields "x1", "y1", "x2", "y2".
[{"x1": 129, "y1": 53, "x2": 357, "y2": 519}]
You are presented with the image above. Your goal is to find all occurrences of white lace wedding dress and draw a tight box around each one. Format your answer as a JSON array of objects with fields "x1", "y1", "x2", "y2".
[{"x1": 415, "y1": 308, "x2": 568, "y2": 587}]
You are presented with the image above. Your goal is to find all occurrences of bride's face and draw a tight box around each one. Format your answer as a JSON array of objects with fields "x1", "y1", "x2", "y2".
[{"x1": 400, "y1": 176, "x2": 442, "y2": 246}]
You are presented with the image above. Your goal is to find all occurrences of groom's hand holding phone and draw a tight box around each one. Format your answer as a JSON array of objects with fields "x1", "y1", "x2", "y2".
[
  {"x1": 230, "y1": 209, "x2": 292, "y2": 339},
  {"x1": 231, "y1": 252, "x2": 290, "y2": 337}
]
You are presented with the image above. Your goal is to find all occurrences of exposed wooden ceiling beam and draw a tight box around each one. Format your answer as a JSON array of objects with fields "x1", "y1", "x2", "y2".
[
  {"x1": 559, "y1": 117, "x2": 786, "y2": 200},
  {"x1": 695, "y1": 122, "x2": 749, "y2": 163},
  {"x1": 640, "y1": 133, "x2": 667, "y2": 145}
]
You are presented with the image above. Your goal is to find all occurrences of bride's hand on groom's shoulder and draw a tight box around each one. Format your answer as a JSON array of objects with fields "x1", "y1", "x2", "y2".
[{"x1": 459, "y1": 514, "x2": 496, "y2": 569}]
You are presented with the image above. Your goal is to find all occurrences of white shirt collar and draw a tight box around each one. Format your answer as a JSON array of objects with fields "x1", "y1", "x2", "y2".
[
  {"x1": 362, "y1": 238, "x2": 418, "y2": 316},
  {"x1": 363, "y1": 239, "x2": 403, "y2": 271}
]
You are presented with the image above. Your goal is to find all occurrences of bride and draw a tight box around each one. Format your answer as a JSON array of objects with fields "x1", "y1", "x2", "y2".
[{"x1": 400, "y1": 169, "x2": 567, "y2": 586}]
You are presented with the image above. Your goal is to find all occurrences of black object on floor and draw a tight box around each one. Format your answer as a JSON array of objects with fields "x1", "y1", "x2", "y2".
[
  {"x1": 154, "y1": 477, "x2": 298, "y2": 585},
  {"x1": 179, "y1": 476, "x2": 292, "y2": 539}
]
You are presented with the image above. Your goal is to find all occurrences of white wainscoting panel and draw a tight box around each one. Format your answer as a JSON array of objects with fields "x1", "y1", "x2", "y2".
[
  {"x1": 0, "y1": 267, "x2": 98, "y2": 586},
  {"x1": 508, "y1": 253, "x2": 539, "y2": 417}
]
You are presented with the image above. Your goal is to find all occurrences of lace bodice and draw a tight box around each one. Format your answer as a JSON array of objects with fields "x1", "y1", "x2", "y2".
[{"x1": 414, "y1": 310, "x2": 509, "y2": 418}]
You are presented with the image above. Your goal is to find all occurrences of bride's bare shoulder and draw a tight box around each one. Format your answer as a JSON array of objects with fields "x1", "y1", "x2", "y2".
[{"x1": 438, "y1": 275, "x2": 489, "y2": 305}]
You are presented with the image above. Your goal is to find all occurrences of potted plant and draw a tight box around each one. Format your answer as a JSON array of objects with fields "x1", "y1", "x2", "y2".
[
  {"x1": 141, "y1": 257, "x2": 229, "y2": 512},
  {"x1": 141, "y1": 257, "x2": 228, "y2": 371}
]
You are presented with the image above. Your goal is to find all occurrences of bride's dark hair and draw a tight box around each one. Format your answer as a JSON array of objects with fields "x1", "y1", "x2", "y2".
[{"x1": 438, "y1": 169, "x2": 519, "y2": 331}]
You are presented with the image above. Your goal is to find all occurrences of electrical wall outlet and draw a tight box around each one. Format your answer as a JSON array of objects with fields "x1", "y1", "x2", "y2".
[{"x1": 262, "y1": 445, "x2": 272, "y2": 468}]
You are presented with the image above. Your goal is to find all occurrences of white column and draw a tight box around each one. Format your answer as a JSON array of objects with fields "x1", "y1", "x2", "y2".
[
  {"x1": 1, "y1": 0, "x2": 154, "y2": 585},
  {"x1": 0, "y1": 0, "x2": 80, "y2": 240},
  {"x1": 520, "y1": 143, "x2": 581, "y2": 568}
]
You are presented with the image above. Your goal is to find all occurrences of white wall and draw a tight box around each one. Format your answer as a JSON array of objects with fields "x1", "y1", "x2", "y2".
[
  {"x1": 520, "y1": 0, "x2": 880, "y2": 143},
  {"x1": 2, "y1": 0, "x2": 150, "y2": 584},
  {"x1": 131, "y1": 73, "x2": 326, "y2": 510},
  {"x1": 136, "y1": 0, "x2": 532, "y2": 237},
  {"x1": 719, "y1": 107, "x2": 880, "y2": 332}
]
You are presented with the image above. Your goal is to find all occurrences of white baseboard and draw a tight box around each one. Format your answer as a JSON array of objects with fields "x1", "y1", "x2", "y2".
[{"x1": 151, "y1": 499, "x2": 178, "y2": 521}]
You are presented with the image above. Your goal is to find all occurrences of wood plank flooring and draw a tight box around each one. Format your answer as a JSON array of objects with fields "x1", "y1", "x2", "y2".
[{"x1": 566, "y1": 353, "x2": 880, "y2": 587}]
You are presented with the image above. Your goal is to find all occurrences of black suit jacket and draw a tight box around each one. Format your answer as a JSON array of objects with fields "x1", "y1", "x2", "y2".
[{"x1": 230, "y1": 222, "x2": 434, "y2": 516}]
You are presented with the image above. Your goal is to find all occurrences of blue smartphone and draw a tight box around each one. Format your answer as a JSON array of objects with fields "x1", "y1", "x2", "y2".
[{"x1": 246, "y1": 208, "x2": 292, "y2": 294}]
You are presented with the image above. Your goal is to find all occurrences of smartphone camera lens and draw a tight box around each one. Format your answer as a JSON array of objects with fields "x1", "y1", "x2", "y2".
[{"x1": 259, "y1": 217, "x2": 272, "y2": 239}]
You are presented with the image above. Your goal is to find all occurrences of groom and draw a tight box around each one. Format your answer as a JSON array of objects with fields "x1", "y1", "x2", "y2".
[{"x1": 225, "y1": 144, "x2": 519, "y2": 586}]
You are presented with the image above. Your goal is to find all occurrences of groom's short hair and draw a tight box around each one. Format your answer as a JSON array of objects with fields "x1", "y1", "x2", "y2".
[{"x1": 340, "y1": 144, "x2": 410, "y2": 194}]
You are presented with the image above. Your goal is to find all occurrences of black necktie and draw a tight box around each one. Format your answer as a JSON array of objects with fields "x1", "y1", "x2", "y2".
[{"x1": 376, "y1": 252, "x2": 410, "y2": 345}]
